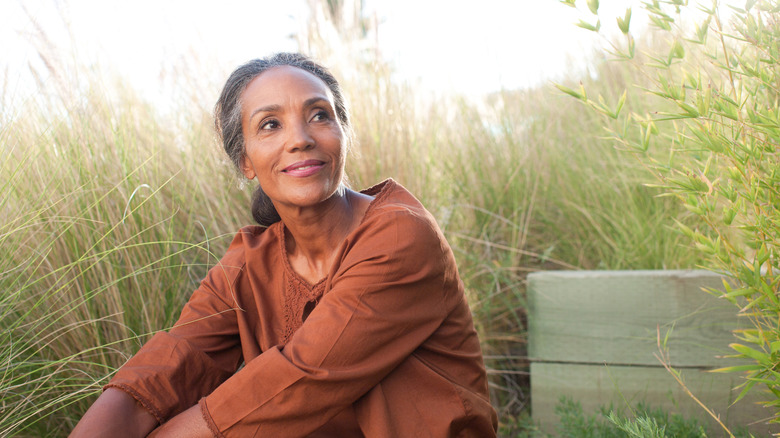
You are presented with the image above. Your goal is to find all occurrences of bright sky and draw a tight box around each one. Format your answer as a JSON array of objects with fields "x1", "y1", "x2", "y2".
[{"x1": 1, "y1": 0, "x2": 719, "y2": 111}]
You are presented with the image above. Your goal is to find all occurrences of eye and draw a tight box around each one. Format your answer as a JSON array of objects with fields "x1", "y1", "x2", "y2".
[
  {"x1": 260, "y1": 119, "x2": 280, "y2": 130},
  {"x1": 311, "y1": 110, "x2": 330, "y2": 122}
]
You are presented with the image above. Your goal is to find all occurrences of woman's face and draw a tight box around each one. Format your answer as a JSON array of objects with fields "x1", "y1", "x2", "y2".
[{"x1": 239, "y1": 66, "x2": 347, "y2": 213}]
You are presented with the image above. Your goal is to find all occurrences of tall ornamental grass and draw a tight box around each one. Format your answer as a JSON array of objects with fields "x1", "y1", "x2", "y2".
[
  {"x1": 1, "y1": 61, "x2": 252, "y2": 434},
  {"x1": 1, "y1": 3, "x2": 707, "y2": 434}
]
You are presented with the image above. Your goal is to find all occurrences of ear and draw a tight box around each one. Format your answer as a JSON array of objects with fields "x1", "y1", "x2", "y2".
[{"x1": 240, "y1": 155, "x2": 256, "y2": 180}]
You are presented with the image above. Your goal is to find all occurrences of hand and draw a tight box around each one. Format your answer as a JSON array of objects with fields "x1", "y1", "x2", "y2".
[{"x1": 148, "y1": 404, "x2": 213, "y2": 438}]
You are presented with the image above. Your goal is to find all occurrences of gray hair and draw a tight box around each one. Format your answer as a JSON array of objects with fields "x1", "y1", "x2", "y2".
[{"x1": 214, "y1": 52, "x2": 353, "y2": 226}]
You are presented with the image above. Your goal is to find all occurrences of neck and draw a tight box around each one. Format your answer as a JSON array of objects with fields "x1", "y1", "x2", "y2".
[{"x1": 278, "y1": 187, "x2": 365, "y2": 281}]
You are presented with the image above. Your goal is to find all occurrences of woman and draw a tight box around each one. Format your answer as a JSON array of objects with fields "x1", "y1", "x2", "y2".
[{"x1": 72, "y1": 53, "x2": 497, "y2": 437}]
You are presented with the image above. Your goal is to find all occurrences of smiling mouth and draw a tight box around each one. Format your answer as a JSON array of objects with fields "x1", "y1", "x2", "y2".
[
  {"x1": 282, "y1": 160, "x2": 326, "y2": 175},
  {"x1": 286, "y1": 164, "x2": 318, "y2": 171}
]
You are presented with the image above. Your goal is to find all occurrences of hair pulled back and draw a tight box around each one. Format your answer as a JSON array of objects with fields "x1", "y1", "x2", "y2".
[{"x1": 214, "y1": 52, "x2": 353, "y2": 226}]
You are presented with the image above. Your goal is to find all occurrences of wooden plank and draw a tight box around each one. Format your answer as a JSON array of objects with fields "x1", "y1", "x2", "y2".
[
  {"x1": 528, "y1": 270, "x2": 745, "y2": 367},
  {"x1": 531, "y1": 362, "x2": 778, "y2": 436}
]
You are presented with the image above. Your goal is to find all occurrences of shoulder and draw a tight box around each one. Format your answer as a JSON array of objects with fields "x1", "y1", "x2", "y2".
[
  {"x1": 361, "y1": 179, "x2": 428, "y2": 216},
  {"x1": 227, "y1": 224, "x2": 280, "y2": 255},
  {"x1": 349, "y1": 179, "x2": 451, "y2": 265},
  {"x1": 333, "y1": 180, "x2": 462, "y2": 302},
  {"x1": 202, "y1": 224, "x2": 282, "y2": 295},
  {"x1": 361, "y1": 179, "x2": 439, "y2": 232}
]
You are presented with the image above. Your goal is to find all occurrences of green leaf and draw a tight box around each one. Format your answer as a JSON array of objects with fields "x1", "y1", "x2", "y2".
[
  {"x1": 649, "y1": 15, "x2": 672, "y2": 31},
  {"x1": 639, "y1": 122, "x2": 654, "y2": 151},
  {"x1": 617, "y1": 8, "x2": 632, "y2": 34},
  {"x1": 676, "y1": 101, "x2": 699, "y2": 118},
  {"x1": 695, "y1": 17, "x2": 711, "y2": 44},
  {"x1": 665, "y1": 41, "x2": 685, "y2": 65},
  {"x1": 697, "y1": 85, "x2": 711, "y2": 116},
  {"x1": 757, "y1": 243, "x2": 770, "y2": 265},
  {"x1": 733, "y1": 379, "x2": 759, "y2": 404},
  {"x1": 723, "y1": 205, "x2": 737, "y2": 225},
  {"x1": 671, "y1": 41, "x2": 685, "y2": 59},
  {"x1": 615, "y1": 90, "x2": 627, "y2": 118},
  {"x1": 674, "y1": 219, "x2": 695, "y2": 239},
  {"x1": 576, "y1": 19, "x2": 601, "y2": 32},
  {"x1": 730, "y1": 343, "x2": 770, "y2": 363},
  {"x1": 716, "y1": 98, "x2": 740, "y2": 121},
  {"x1": 587, "y1": 0, "x2": 599, "y2": 14},
  {"x1": 685, "y1": 71, "x2": 698, "y2": 89},
  {"x1": 710, "y1": 364, "x2": 763, "y2": 373},
  {"x1": 560, "y1": 0, "x2": 576, "y2": 7},
  {"x1": 554, "y1": 83, "x2": 583, "y2": 100},
  {"x1": 724, "y1": 287, "x2": 753, "y2": 298}
]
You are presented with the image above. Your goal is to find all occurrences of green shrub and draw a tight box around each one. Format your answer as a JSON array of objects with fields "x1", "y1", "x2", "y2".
[
  {"x1": 558, "y1": 397, "x2": 751, "y2": 438},
  {"x1": 560, "y1": 0, "x2": 780, "y2": 424},
  {"x1": 499, "y1": 397, "x2": 752, "y2": 438}
]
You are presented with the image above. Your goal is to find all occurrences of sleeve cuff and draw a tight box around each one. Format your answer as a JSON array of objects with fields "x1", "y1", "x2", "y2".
[
  {"x1": 103, "y1": 382, "x2": 165, "y2": 425},
  {"x1": 199, "y1": 397, "x2": 224, "y2": 438}
]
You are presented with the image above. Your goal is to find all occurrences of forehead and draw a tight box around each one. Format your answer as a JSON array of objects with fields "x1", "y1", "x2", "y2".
[{"x1": 241, "y1": 65, "x2": 334, "y2": 109}]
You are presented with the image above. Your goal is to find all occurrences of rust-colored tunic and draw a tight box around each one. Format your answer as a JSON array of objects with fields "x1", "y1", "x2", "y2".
[{"x1": 106, "y1": 179, "x2": 497, "y2": 437}]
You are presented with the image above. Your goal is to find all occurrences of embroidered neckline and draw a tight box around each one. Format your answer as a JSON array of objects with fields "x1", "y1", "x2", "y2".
[{"x1": 276, "y1": 178, "x2": 396, "y2": 342}]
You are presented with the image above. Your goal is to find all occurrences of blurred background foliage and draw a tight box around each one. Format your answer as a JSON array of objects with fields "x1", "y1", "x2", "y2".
[{"x1": 0, "y1": 0, "x2": 732, "y2": 436}]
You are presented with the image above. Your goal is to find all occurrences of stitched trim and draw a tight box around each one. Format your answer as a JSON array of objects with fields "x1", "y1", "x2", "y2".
[
  {"x1": 282, "y1": 273, "x2": 326, "y2": 343},
  {"x1": 199, "y1": 398, "x2": 224, "y2": 438},
  {"x1": 103, "y1": 383, "x2": 165, "y2": 425}
]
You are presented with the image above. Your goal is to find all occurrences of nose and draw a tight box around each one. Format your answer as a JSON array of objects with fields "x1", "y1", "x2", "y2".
[{"x1": 285, "y1": 118, "x2": 315, "y2": 153}]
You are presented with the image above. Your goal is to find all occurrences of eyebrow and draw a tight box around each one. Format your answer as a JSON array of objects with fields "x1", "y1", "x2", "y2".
[{"x1": 248, "y1": 96, "x2": 331, "y2": 121}]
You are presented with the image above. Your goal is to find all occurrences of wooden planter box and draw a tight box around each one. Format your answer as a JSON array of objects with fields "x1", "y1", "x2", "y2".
[{"x1": 528, "y1": 270, "x2": 778, "y2": 436}]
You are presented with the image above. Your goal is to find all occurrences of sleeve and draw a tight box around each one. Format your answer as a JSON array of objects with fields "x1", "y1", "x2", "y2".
[
  {"x1": 201, "y1": 209, "x2": 460, "y2": 436},
  {"x1": 104, "y1": 245, "x2": 246, "y2": 424}
]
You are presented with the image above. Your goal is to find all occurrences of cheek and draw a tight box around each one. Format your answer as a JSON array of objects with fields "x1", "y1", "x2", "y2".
[
  {"x1": 246, "y1": 141, "x2": 272, "y2": 162},
  {"x1": 330, "y1": 126, "x2": 347, "y2": 154}
]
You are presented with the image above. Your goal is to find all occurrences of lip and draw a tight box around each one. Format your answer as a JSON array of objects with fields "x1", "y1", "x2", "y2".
[{"x1": 282, "y1": 159, "x2": 326, "y2": 177}]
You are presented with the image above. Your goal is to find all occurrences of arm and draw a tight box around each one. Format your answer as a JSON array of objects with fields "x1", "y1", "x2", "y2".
[
  {"x1": 73, "y1": 237, "x2": 248, "y2": 434},
  {"x1": 71, "y1": 285, "x2": 242, "y2": 437},
  {"x1": 70, "y1": 388, "x2": 158, "y2": 437}
]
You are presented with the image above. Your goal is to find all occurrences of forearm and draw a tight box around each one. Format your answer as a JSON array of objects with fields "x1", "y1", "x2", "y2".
[{"x1": 70, "y1": 388, "x2": 159, "y2": 438}]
